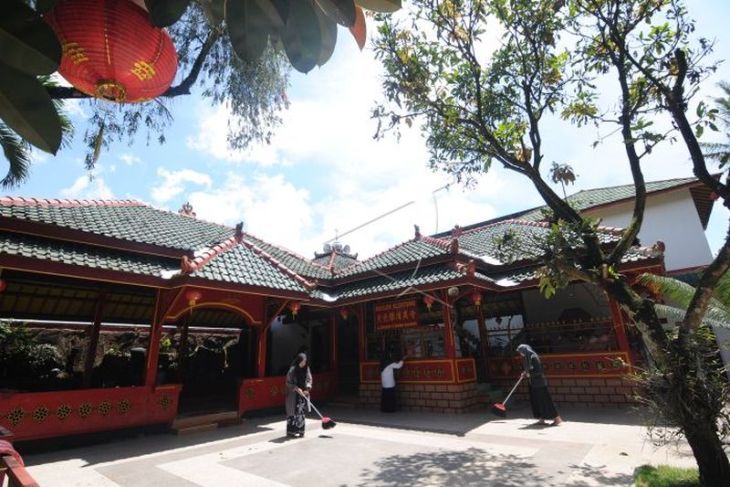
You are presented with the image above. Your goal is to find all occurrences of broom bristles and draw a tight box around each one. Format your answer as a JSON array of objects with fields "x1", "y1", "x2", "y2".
[{"x1": 491, "y1": 403, "x2": 507, "y2": 418}]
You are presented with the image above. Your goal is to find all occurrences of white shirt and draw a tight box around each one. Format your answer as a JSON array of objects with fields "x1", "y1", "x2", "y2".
[{"x1": 381, "y1": 361, "x2": 404, "y2": 388}]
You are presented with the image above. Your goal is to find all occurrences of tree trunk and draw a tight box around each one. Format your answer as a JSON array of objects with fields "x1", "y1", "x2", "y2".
[{"x1": 684, "y1": 425, "x2": 730, "y2": 486}]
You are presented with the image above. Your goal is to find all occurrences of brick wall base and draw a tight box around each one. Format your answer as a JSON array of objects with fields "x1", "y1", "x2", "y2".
[
  {"x1": 492, "y1": 376, "x2": 637, "y2": 407},
  {"x1": 359, "y1": 382, "x2": 479, "y2": 413}
]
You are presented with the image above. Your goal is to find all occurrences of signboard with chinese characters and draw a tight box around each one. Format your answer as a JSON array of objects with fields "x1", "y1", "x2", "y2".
[
  {"x1": 374, "y1": 299, "x2": 419, "y2": 331},
  {"x1": 360, "y1": 359, "x2": 471, "y2": 384}
]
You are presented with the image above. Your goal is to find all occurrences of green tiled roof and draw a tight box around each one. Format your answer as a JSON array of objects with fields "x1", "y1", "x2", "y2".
[
  {"x1": 337, "y1": 239, "x2": 450, "y2": 278},
  {"x1": 0, "y1": 199, "x2": 233, "y2": 251},
  {"x1": 455, "y1": 219, "x2": 622, "y2": 263},
  {"x1": 243, "y1": 233, "x2": 331, "y2": 279},
  {"x1": 519, "y1": 177, "x2": 698, "y2": 221},
  {"x1": 191, "y1": 242, "x2": 308, "y2": 292},
  {"x1": 0, "y1": 231, "x2": 174, "y2": 277},
  {"x1": 315, "y1": 265, "x2": 491, "y2": 301}
]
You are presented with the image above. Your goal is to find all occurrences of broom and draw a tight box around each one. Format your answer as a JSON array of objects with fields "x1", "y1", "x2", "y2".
[
  {"x1": 298, "y1": 390, "x2": 337, "y2": 429},
  {"x1": 490, "y1": 374, "x2": 525, "y2": 418}
]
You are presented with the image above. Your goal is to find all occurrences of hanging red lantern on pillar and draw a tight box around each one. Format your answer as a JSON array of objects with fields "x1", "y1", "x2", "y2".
[
  {"x1": 289, "y1": 302, "x2": 301, "y2": 318},
  {"x1": 339, "y1": 307, "x2": 349, "y2": 320},
  {"x1": 45, "y1": 0, "x2": 178, "y2": 103},
  {"x1": 423, "y1": 294, "x2": 435, "y2": 311},
  {"x1": 185, "y1": 289, "x2": 202, "y2": 307},
  {"x1": 470, "y1": 290, "x2": 482, "y2": 307}
]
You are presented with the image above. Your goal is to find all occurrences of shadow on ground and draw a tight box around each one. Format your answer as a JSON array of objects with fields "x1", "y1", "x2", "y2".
[
  {"x1": 354, "y1": 448, "x2": 544, "y2": 486},
  {"x1": 21, "y1": 420, "x2": 277, "y2": 467}
]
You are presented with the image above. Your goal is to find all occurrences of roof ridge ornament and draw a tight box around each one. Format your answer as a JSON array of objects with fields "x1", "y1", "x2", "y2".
[
  {"x1": 178, "y1": 201, "x2": 196, "y2": 218},
  {"x1": 414, "y1": 224, "x2": 421, "y2": 240}
]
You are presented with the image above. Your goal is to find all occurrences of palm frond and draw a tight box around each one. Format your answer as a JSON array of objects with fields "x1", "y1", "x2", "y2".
[
  {"x1": 0, "y1": 123, "x2": 32, "y2": 188},
  {"x1": 654, "y1": 304, "x2": 730, "y2": 329},
  {"x1": 639, "y1": 273, "x2": 730, "y2": 325}
]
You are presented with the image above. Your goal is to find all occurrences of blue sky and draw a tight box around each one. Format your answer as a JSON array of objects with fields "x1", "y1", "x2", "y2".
[{"x1": 5, "y1": 1, "x2": 730, "y2": 259}]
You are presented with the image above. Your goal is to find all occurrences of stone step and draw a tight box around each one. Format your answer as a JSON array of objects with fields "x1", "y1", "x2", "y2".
[
  {"x1": 171, "y1": 410, "x2": 240, "y2": 432},
  {"x1": 174, "y1": 423, "x2": 218, "y2": 435}
]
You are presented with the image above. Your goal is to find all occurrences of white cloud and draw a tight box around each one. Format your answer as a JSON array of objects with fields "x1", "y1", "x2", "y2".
[
  {"x1": 119, "y1": 153, "x2": 142, "y2": 165},
  {"x1": 61, "y1": 175, "x2": 114, "y2": 200},
  {"x1": 188, "y1": 172, "x2": 313, "y2": 250},
  {"x1": 151, "y1": 168, "x2": 213, "y2": 203}
]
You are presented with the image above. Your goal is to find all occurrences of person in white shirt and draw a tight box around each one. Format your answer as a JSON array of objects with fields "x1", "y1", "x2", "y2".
[{"x1": 380, "y1": 353, "x2": 407, "y2": 412}]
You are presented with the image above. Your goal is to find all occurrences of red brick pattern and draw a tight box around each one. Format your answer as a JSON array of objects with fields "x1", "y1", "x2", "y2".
[
  {"x1": 359, "y1": 382, "x2": 480, "y2": 413},
  {"x1": 491, "y1": 377, "x2": 637, "y2": 406}
]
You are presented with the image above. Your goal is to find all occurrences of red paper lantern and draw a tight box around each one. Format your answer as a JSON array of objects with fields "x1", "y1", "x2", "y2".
[
  {"x1": 339, "y1": 307, "x2": 349, "y2": 320},
  {"x1": 470, "y1": 290, "x2": 482, "y2": 307},
  {"x1": 185, "y1": 289, "x2": 202, "y2": 306},
  {"x1": 423, "y1": 294, "x2": 435, "y2": 311},
  {"x1": 46, "y1": 0, "x2": 178, "y2": 103},
  {"x1": 289, "y1": 302, "x2": 301, "y2": 318}
]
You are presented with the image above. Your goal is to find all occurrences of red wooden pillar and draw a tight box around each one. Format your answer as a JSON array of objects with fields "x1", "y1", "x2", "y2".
[
  {"x1": 83, "y1": 291, "x2": 106, "y2": 388},
  {"x1": 145, "y1": 289, "x2": 164, "y2": 388},
  {"x1": 258, "y1": 300, "x2": 289, "y2": 377},
  {"x1": 144, "y1": 289, "x2": 180, "y2": 388},
  {"x1": 609, "y1": 298, "x2": 631, "y2": 359},
  {"x1": 442, "y1": 292, "x2": 457, "y2": 359},
  {"x1": 256, "y1": 325, "x2": 268, "y2": 378}
]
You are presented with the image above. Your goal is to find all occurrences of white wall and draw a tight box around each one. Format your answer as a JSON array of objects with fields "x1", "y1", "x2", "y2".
[
  {"x1": 584, "y1": 188, "x2": 713, "y2": 272},
  {"x1": 522, "y1": 283, "x2": 611, "y2": 323}
]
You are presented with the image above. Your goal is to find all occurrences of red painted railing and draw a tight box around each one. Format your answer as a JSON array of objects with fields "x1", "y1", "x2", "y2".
[{"x1": 0, "y1": 428, "x2": 39, "y2": 487}]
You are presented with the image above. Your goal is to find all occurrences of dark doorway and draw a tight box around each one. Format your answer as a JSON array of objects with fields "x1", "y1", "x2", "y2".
[
  {"x1": 167, "y1": 308, "x2": 255, "y2": 415},
  {"x1": 337, "y1": 315, "x2": 360, "y2": 395}
]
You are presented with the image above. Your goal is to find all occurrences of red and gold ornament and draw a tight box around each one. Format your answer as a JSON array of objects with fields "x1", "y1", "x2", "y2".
[{"x1": 45, "y1": 0, "x2": 178, "y2": 103}]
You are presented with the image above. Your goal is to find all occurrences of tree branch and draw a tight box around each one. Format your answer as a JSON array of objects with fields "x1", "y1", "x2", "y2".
[
  {"x1": 163, "y1": 30, "x2": 220, "y2": 97},
  {"x1": 681, "y1": 223, "x2": 730, "y2": 336}
]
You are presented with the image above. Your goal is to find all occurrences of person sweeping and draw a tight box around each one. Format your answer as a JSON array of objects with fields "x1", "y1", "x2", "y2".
[
  {"x1": 285, "y1": 353, "x2": 312, "y2": 437},
  {"x1": 517, "y1": 344, "x2": 562, "y2": 426}
]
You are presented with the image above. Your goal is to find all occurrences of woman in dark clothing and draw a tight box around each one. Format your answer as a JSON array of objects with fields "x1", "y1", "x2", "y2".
[
  {"x1": 517, "y1": 344, "x2": 562, "y2": 426},
  {"x1": 285, "y1": 353, "x2": 312, "y2": 437}
]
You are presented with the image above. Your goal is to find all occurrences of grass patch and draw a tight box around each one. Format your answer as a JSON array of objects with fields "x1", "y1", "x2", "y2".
[{"x1": 634, "y1": 465, "x2": 699, "y2": 487}]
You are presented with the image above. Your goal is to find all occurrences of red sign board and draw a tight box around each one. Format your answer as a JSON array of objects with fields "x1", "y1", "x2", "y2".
[
  {"x1": 375, "y1": 299, "x2": 418, "y2": 331},
  {"x1": 360, "y1": 359, "x2": 471, "y2": 384}
]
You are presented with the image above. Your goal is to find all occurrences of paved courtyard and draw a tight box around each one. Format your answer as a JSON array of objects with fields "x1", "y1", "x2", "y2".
[{"x1": 22, "y1": 405, "x2": 695, "y2": 486}]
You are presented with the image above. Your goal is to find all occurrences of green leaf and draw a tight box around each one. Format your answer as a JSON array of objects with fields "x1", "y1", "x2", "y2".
[
  {"x1": 283, "y1": 0, "x2": 322, "y2": 73},
  {"x1": 256, "y1": 0, "x2": 289, "y2": 29},
  {"x1": 315, "y1": 0, "x2": 357, "y2": 27},
  {"x1": 145, "y1": 0, "x2": 191, "y2": 28},
  {"x1": 0, "y1": 62, "x2": 62, "y2": 154},
  {"x1": 226, "y1": 0, "x2": 273, "y2": 63},
  {"x1": 0, "y1": 0, "x2": 61, "y2": 75},
  {"x1": 695, "y1": 124, "x2": 704, "y2": 138},
  {"x1": 315, "y1": 5, "x2": 338, "y2": 66},
  {"x1": 354, "y1": 0, "x2": 401, "y2": 13}
]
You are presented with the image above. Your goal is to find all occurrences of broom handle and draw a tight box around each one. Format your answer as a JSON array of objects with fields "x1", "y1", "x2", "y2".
[
  {"x1": 298, "y1": 390, "x2": 324, "y2": 419},
  {"x1": 502, "y1": 374, "x2": 525, "y2": 405}
]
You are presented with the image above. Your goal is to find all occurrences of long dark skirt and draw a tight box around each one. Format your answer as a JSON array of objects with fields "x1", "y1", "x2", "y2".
[
  {"x1": 529, "y1": 385, "x2": 559, "y2": 420},
  {"x1": 381, "y1": 386, "x2": 397, "y2": 412},
  {"x1": 286, "y1": 394, "x2": 306, "y2": 436}
]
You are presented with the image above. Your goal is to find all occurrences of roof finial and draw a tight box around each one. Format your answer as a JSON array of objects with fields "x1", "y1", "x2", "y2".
[
  {"x1": 414, "y1": 224, "x2": 421, "y2": 240},
  {"x1": 178, "y1": 201, "x2": 196, "y2": 218},
  {"x1": 452, "y1": 225, "x2": 462, "y2": 238}
]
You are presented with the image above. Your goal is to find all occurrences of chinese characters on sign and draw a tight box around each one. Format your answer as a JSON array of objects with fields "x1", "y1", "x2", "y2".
[
  {"x1": 375, "y1": 299, "x2": 419, "y2": 331},
  {"x1": 360, "y1": 360, "x2": 461, "y2": 383}
]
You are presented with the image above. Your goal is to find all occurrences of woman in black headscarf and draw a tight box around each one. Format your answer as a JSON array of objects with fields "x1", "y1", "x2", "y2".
[
  {"x1": 517, "y1": 344, "x2": 562, "y2": 426},
  {"x1": 285, "y1": 353, "x2": 312, "y2": 437}
]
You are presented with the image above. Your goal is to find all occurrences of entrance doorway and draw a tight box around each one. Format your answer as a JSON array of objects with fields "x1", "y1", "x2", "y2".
[
  {"x1": 337, "y1": 315, "x2": 360, "y2": 395},
  {"x1": 166, "y1": 308, "x2": 256, "y2": 415}
]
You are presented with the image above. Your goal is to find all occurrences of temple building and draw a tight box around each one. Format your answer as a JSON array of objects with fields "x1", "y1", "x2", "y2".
[{"x1": 0, "y1": 176, "x2": 716, "y2": 442}]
